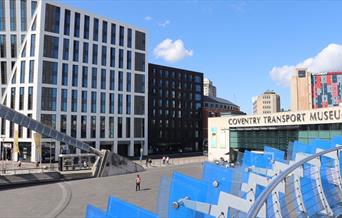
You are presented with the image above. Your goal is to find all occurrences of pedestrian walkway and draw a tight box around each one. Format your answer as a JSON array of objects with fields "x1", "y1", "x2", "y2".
[{"x1": 134, "y1": 156, "x2": 207, "y2": 169}]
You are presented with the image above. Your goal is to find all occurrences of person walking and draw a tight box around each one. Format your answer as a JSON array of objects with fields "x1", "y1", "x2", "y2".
[
  {"x1": 135, "y1": 174, "x2": 141, "y2": 191},
  {"x1": 166, "y1": 156, "x2": 170, "y2": 165},
  {"x1": 162, "y1": 156, "x2": 166, "y2": 165}
]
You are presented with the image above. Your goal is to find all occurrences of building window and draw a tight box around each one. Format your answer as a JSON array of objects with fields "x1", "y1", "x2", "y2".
[
  {"x1": 91, "y1": 92, "x2": 96, "y2": 113},
  {"x1": 71, "y1": 115, "x2": 77, "y2": 137},
  {"x1": 118, "y1": 71, "x2": 123, "y2": 91},
  {"x1": 42, "y1": 61, "x2": 58, "y2": 85},
  {"x1": 135, "y1": 52, "x2": 145, "y2": 72},
  {"x1": 134, "y1": 96, "x2": 145, "y2": 115},
  {"x1": 20, "y1": 61, "x2": 25, "y2": 83},
  {"x1": 119, "y1": 26, "x2": 124, "y2": 46},
  {"x1": 127, "y1": 51, "x2": 131, "y2": 70},
  {"x1": 83, "y1": 42, "x2": 89, "y2": 63},
  {"x1": 74, "y1": 12, "x2": 80, "y2": 37},
  {"x1": 91, "y1": 116, "x2": 96, "y2": 138},
  {"x1": 81, "y1": 116, "x2": 87, "y2": 138},
  {"x1": 119, "y1": 49, "x2": 123, "y2": 68},
  {"x1": 10, "y1": 0, "x2": 16, "y2": 31},
  {"x1": 82, "y1": 66, "x2": 88, "y2": 88},
  {"x1": 63, "y1": 38, "x2": 69, "y2": 60},
  {"x1": 61, "y1": 89, "x2": 67, "y2": 112},
  {"x1": 43, "y1": 35, "x2": 59, "y2": 59},
  {"x1": 64, "y1": 9, "x2": 70, "y2": 35},
  {"x1": 28, "y1": 87, "x2": 33, "y2": 110},
  {"x1": 127, "y1": 72, "x2": 131, "y2": 92},
  {"x1": 110, "y1": 47, "x2": 115, "y2": 67},
  {"x1": 102, "y1": 21, "x2": 107, "y2": 43},
  {"x1": 71, "y1": 90, "x2": 77, "y2": 112},
  {"x1": 134, "y1": 118, "x2": 144, "y2": 137},
  {"x1": 117, "y1": 117, "x2": 122, "y2": 138},
  {"x1": 19, "y1": 87, "x2": 24, "y2": 110},
  {"x1": 135, "y1": 31, "x2": 145, "y2": 51},
  {"x1": 101, "y1": 46, "x2": 107, "y2": 66},
  {"x1": 101, "y1": 69, "x2": 106, "y2": 89},
  {"x1": 92, "y1": 44, "x2": 98, "y2": 65},
  {"x1": 72, "y1": 65, "x2": 78, "y2": 87},
  {"x1": 73, "y1": 40, "x2": 79, "y2": 62},
  {"x1": 30, "y1": 34, "x2": 36, "y2": 56},
  {"x1": 126, "y1": 95, "x2": 131, "y2": 114},
  {"x1": 62, "y1": 63, "x2": 68, "y2": 86},
  {"x1": 118, "y1": 94, "x2": 123, "y2": 114},
  {"x1": 109, "y1": 117, "x2": 114, "y2": 138},
  {"x1": 60, "y1": 115, "x2": 67, "y2": 133},
  {"x1": 126, "y1": 118, "x2": 130, "y2": 138},
  {"x1": 91, "y1": 68, "x2": 97, "y2": 88},
  {"x1": 110, "y1": 23, "x2": 116, "y2": 45},
  {"x1": 127, "y1": 28, "x2": 132, "y2": 48},
  {"x1": 44, "y1": 4, "x2": 60, "y2": 33},
  {"x1": 0, "y1": 1, "x2": 4, "y2": 31},
  {"x1": 0, "y1": 35, "x2": 6, "y2": 58},
  {"x1": 10, "y1": 35, "x2": 17, "y2": 58},
  {"x1": 134, "y1": 74, "x2": 145, "y2": 93},
  {"x1": 109, "y1": 93, "x2": 114, "y2": 114},
  {"x1": 41, "y1": 114, "x2": 56, "y2": 129},
  {"x1": 41, "y1": 87, "x2": 57, "y2": 111},
  {"x1": 84, "y1": 15, "x2": 90, "y2": 39},
  {"x1": 93, "y1": 18, "x2": 99, "y2": 41},
  {"x1": 20, "y1": 0, "x2": 27, "y2": 31},
  {"x1": 100, "y1": 116, "x2": 105, "y2": 138},
  {"x1": 100, "y1": 93, "x2": 106, "y2": 113},
  {"x1": 81, "y1": 91, "x2": 87, "y2": 112}
]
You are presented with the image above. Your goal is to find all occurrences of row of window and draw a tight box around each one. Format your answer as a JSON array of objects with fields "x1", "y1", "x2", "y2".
[
  {"x1": 45, "y1": 4, "x2": 145, "y2": 51},
  {"x1": 151, "y1": 109, "x2": 201, "y2": 118},
  {"x1": 40, "y1": 114, "x2": 144, "y2": 139},
  {"x1": 151, "y1": 89, "x2": 202, "y2": 101},
  {"x1": 151, "y1": 79, "x2": 202, "y2": 91},
  {"x1": 151, "y1": 99, "x2": 202, "y2": 110},
  {"x1": 0, "y1": 33, "x2": 36, "y2": 59},
  {"x1": 151, "y1": 68, "x2": 202, "y2": 83},
  {"x1": 40, "y1": 87, "x2": 145, "y2": 115},
  {"x1": 203, "y1": 102, "x2": 238, "y2": 110}
]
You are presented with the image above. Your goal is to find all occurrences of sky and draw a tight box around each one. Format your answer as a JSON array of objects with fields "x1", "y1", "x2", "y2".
[{"x1": 59, "y1": 0, "x2": 342, "y2": 114}]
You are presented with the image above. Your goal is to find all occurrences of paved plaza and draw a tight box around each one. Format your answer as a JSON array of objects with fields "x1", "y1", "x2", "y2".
[{"x1": 0, "y1": 162, "x2": 203, "y2": 218}]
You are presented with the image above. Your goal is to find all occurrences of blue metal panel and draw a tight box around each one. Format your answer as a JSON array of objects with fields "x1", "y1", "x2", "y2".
[{"x1": 86, "y1": 205, "x2": 110, "y2": 218}]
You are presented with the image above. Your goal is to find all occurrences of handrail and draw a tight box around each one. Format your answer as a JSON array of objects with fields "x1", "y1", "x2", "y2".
[{"x1": 247, "y1": 144, "x2": 342, "y2": 218}]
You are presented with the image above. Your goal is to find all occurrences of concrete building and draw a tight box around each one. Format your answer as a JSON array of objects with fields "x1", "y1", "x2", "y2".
[
  {"x1": 252, "y1": 90, "x2": 280, "y2": 114},
  {"x1": 0, "y1": 0, "x2": 148, "y2": 162},
  {"x1": 148, "y1": 63, "x2": 203, "y2": 155},
  {"x1": 291, "y1": 68, "x2": 342, "y2": 111},
  {"x1": 203, "y1": 77, "x2": 216, "y2": 97},
  {"x1": 208, "y1": 106, "x2": 342, "y2": 161}
]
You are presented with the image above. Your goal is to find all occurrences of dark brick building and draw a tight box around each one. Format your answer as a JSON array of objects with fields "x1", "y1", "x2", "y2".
[{"x1": 148, "y1": 63, "x2": 203, "y2": 155}]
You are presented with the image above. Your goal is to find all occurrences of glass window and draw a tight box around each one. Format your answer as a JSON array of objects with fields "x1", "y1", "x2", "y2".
[
  {"x1": 29, "y1": 60, "x2": 34, "y2": 83},
  {"x1": 119, "y1": 49, "x2": 123, "y2": 68},
  {"x1": 118, "y1": 71, "x2": 123, "y2": 91},
  {"x1": 110, "y1": 23, "x2": 116, "y2": 45},
  {"x1": 134, "y1": 118, "x2": 144, "y2": 137},
  {"x1": 81, "y1": 116, "x2": 87, "y2": 138},
  {"x1": 74, "y1": 12, "x2": 80, "y2": 37},
  {"x1": 135, "y1": 74, "x2": 145, "y2": 93},
  {"x1": 135, "y1": 31, "x2": 146, "y2": 51},
  {"x1": 91, "y1": 92, "x2": 96, "y2": 113},
  {"x1": 28, "y1": 87, "x2": 33, "y2": 110},
  {"x1": 64, "y1": 9, "x2": 70, "y2": 35},
  {"x1": 117, "y1": 117, "x2": 122, "y2": 138},
  {"x1": 10, "y1": 0, "x2": 16, "y2": 31},
  {"x1": 72, "y1": 65, "x2": 78, "y2": 87},
  {"x1": 109, "y1": 93, "x2": 114, "y2": 114},
  {"x1": 119, "y1": 26, "x2": 124, "y2": 46},
  {"x1": 91, "y1": 116, "x2": 96, "y2": 138},
  {"x1": 101, "y1": 69, "x2": 106, "y2": 89},
  {"x1": 20, "y1": 61, "x2": 25, "y2": 83},
  {"x1": 62, "y1": 63, "x2": 68, "y2": 86},
  {"x1": 30, "y1": 34, "x2": 36, "y2": 56},
  {"x1": 41, "y1": 114, "x2": 56, "y2": 129},
  {"x1": 93, "y1": 18, "x2": 99, "y2": 41},
  {"x1": 101, "y1": 46, "x2": 107, "y2": 66},
  {"x1": 0, "y1": 1, "x2": 5, "y2": 31},
  {"x1": 101, "y1": 93, "x2": 105, "y2": 113},
  {"x1": 134, "y1": 96, "x2": 145, "y2": 115},
  {"x1": 60, "y1": 115, "x2": 67, "y2": 133},
  {"x1": 110, "y1": 47, "x2": 115, "y2": 67},
  {"x1": 42, "y1": 61, "x2": 57, "y2": 85},
  {"x1": 126, "y1": 117, "x2": 130, "y2": 138},
  {"x1": 73, "y1": 40, "x2": 79, "y2": 62},
  {"x1": 43, "y1": 35, "x2": 59, "y2": 59},
  {"x1": 127, "y1": 72, "x2": 131, "y2": 92},
  {"x1": 61, "y1": 89, "x2": 67, "y2": 112},
  {"x1": 10, "y1": 87, "x2": 15, "y2": 109},
  {"x1": 82, "y1": 66, "x2": 88, "y2": 88},
  {"x1": 10, "y1": 34, "x2": 17, "y2": 58},
  {"x1": 44, "y1": 4, "x2": 60, "y2": 33},
  {"x1": 71, "y1": 115, "x2": 77, "y2": 137},
  {"x1": 127, "y1": 28, "x2": 132, "y2": 48},
  {"x1": 71, "y1": 90, "x2": 77, "y2": 112},
  {"x1": 31, "y1": 1, "x2": 37, "y2": 16},
  {"x1": 126, "y1": 95, "x2": 131, "y2": 114},
  {"x1": 134, "y1": 52, "x2": 145, "y2": 72},
  {"x1": 19, "y1": 87, "x2": 24, "y2": 110},
  {"x1": 63, "y1": 38, "x2": 69, "y2": 60},
  {"x1": 84, "y1": 15, "x2": 90, "y2": 39},
  {"x1": 20, "y1": 0, "x2": 27, "y2": 31},
  {"x1": 0, "y1": 35, "x2": 6, "y2": 58},
  {"x1": 109, "y1": 117, "x2": 114, "y2": 138},
  {"x1": 110, "y1": 70, "x2": 115, "y2": 90},
  {"x1": 83, "y1": 42, "x2": 89, "y2": 63},
  {"x1": 118, "y1": 94, "x2": 123, "y2": 114},
  {"x1": 81, "y1": 91, "x2": 87, "y2": 112},
  {"x1": 127, "y1": 51, "x2": 131, "y2": 70},
  {"x1": 92, "y1": 44, "x2": 98, "y2": 65},
  {"x1": 102, "y1": 21, "x2": 107, "y2": 43},
  {"x1": 91, "y1": 68, "x2": 97, "y2": 88},
  {"x1": 41, "y1": 87, "x2": 57, "y2": 111}
]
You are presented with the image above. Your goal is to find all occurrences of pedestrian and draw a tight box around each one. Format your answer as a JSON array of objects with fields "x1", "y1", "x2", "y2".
[
  {"x1": 17, "y1": 160, "x2": 22, "y2": 168},
  {"x1": 135, "y1": 174, "x2": 141, "y2": 191},
  {"x1": 145, "y1": 157, "x2": 149, "y2": 168},
  {"x1": 162, "y1": 156, "x2": 166, "y2": 165},
  {"x1": 166, "y1": 156, "x2": 170, "y2": 165},
  {"x1": 149, "y1": 159, "x2": 152, "y2": 167}
]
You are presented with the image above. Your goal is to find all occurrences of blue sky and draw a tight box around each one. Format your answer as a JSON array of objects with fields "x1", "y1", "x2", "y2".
[{"x1": 60, "y1": 0, "x2": 342, "y2": 114}]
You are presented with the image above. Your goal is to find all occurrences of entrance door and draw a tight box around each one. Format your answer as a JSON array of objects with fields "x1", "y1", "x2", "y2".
[{"x1": 19, "y1": 142, "x2": 31, "y2": 162}]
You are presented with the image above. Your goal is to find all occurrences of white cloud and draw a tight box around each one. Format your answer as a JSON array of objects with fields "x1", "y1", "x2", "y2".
[
  {"x1": 153, "y1": 39, "x2": 193, "y2": 62},
  {"x1": 144, "y1": 16, "x2": 152, "y2": 21},
  {"x1": 270, "y1": 43, "x2": 342, "y2": 86},
  {"x1": 158, "y1": 20, "x2": 170, "y2": 27}
]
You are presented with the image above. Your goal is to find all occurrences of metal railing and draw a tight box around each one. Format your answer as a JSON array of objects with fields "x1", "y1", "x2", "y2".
[
  {"x1": 247, "y1": 145, "x2": 342, "y2": 218},
  {"x1": 0, "y1": 166, "x2": 57, "y2": 175}
]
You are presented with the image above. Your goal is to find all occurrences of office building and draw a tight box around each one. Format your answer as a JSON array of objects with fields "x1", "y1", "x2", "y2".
[
  {"x1": 252, "y1": 90, "x2": 280, "y2": 114},
  {"x1": 148, "y1": 63, "x2": 203, "y2": 155},
  {"x1": 0, "y1": 0, "x2": 148, "y2": 162},
  {"x1": 203, "y1": 77, "x2": 216, "y2": 97},
  {"x1": 291, "y1": 68, "x2": 342, "y2": 111}
]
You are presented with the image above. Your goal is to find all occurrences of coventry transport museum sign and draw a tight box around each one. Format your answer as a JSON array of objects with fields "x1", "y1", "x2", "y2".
[{"x1": 228, "y1": 107, "x2": 342, "y2": 127}]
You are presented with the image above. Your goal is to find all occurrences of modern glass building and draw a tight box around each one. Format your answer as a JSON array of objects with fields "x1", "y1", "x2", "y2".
[
  {"x1": 208, "y1": 106, "x2": 342, "y2": 161},
  {"x1": 0, "y1": 0, "x2": 148, "y2": 162}
]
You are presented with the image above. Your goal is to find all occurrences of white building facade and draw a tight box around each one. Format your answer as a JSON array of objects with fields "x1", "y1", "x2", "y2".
[
  {"x1": 0, "y1": 0, "x2": 148, "y2": 162},
  {"x1": 203, "y1": 77, "x2": 216, "y2": 97}
]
